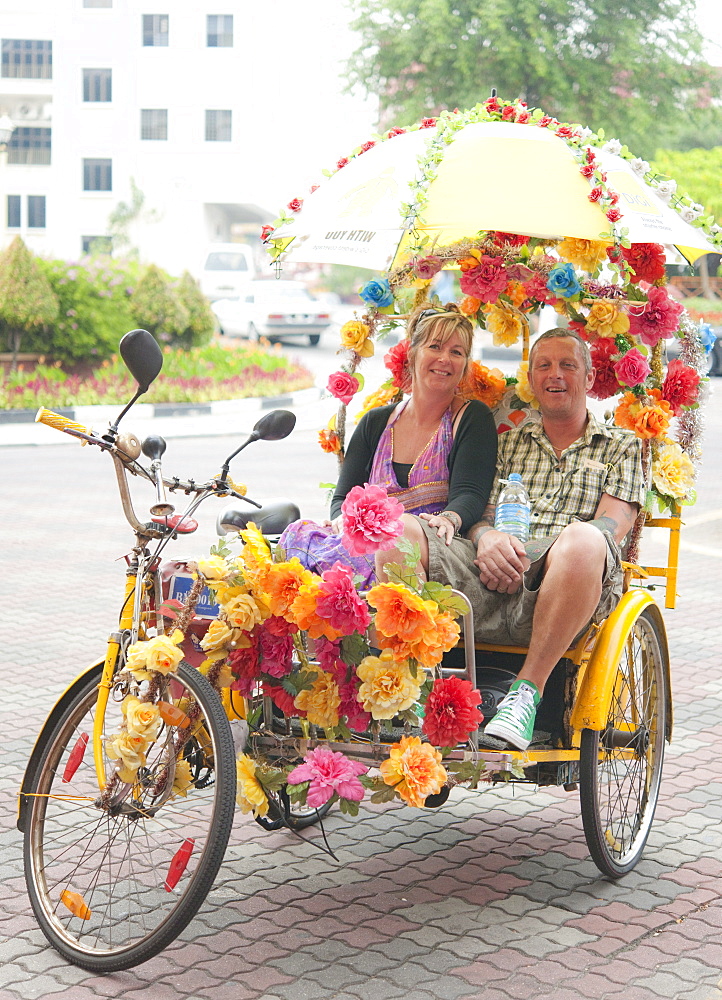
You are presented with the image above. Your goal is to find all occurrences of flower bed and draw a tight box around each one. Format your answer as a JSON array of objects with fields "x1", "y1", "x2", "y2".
[{"x1": 0, "y1": 342, "x2": 314, "y2": 410}]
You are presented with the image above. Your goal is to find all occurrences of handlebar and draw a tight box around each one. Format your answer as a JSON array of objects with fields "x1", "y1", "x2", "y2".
[{"x1": 35, "y1": 407, "x2": 102, "y2": 446}]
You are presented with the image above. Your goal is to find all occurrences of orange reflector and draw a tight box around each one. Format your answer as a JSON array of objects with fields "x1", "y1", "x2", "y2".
[
  {"x1": 164, "y1": 838, "x2": 195, "y2": 891},
  {"x1": 62, "y1": 733, "x2": 89, "y2": 782},
  {"x1": 60, "y1": 890, "x2": 92, "y2": 921},
  {"x1": 158, "y1": 702, "x2": 190, "y2": 728}
]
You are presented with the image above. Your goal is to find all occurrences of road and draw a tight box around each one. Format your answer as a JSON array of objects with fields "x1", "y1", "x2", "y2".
[{"x1": 1, "y1": 382, "x2": 722, "y2": 999}]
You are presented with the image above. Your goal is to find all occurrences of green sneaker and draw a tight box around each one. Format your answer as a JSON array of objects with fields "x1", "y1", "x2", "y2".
[{"x1": 483, "y1": 680, "x2": 540, "y2": 751}]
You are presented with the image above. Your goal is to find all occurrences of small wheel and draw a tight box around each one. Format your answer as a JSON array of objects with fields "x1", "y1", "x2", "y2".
[
  {"x1": 308, "y1": 333, "x2": 321, "y2": 347},
  {"x1": 580, "y1": 607, "x2": 667, "y2": 877},
  {"x1": 254, "y1": 786, "x2": 333, "y2": 832},
  {"x1": 24, "y1": 661, "x2": 236, "y2": 972},
  {"x1": 248, "y1": 322, "x2": 261, "y2": 342}
]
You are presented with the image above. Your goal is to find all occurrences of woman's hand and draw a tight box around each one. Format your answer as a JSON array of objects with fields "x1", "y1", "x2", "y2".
[
  {"x1": 321, "y1": 515, "x2": 343, "y2": 536},
  {"x1": 419, "y1": 511, "x2": 457, "y2": 546}
]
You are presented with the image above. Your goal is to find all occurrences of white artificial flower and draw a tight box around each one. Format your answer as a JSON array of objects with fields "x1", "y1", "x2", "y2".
[
  {"x1": 680, "y1": 206, "x2": 701, "y2": 223},
  {"x1": 630, "y1": 157, "x2": 650, "y2": 175},
  {"x1": 602, "y1": 138, "x2": 623, "y2": 155},
  {"x1": 655, "y1": 180, "x2": 677, "y2": 203},
  {"x1": 577, "y1": 127, "x2": 593, "y2": 140}
]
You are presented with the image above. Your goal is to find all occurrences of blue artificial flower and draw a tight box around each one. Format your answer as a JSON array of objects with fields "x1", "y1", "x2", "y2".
[
  {"x1": 359, "y1": 277, "x2": 394, "y2": 308},
  {"x1": 546, "y1": 262, "x2": 582, "y2": 299},
  {"x1": 698, "y1": 322, "x2": 716, "y2": 355}
]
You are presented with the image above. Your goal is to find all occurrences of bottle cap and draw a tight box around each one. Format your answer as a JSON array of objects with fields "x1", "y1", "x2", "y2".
[{"x1": 508, "y1": 473, "x2": 522, "y2": 482}]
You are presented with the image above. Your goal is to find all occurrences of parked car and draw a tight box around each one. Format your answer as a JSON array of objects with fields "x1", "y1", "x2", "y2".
[
  {"x1": 212, "y1": 280, "x2": 332, "y2": 346},
  {"x1": 199, "y1": 243, "x2": 256, "y2": 301}
]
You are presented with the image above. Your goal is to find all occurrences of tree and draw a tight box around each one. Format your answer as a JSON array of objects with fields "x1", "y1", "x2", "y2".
[
  {"x1": 346, "y1": 0, "x2": 719, "y2": 157},
  {"x1": 0, "y1": 237, "x2": 59, "y2": 369},
  {"x1": 108, "y1": 178, "x2": 160, "y2": 255},
  {"x1": 130, "y1": 264, "x2": 189, "y2": 342},
  {"x1": 176, "y1": 271, "x2": 216, "y2": 348}
]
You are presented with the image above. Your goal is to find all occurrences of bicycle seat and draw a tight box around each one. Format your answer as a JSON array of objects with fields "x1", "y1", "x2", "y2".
[
  {"x1": 151, "y1": 514, "x2": 198, "y2": 533},
  {"x1": 216, "y1": 497, "x2": 300, "y2": 536}
]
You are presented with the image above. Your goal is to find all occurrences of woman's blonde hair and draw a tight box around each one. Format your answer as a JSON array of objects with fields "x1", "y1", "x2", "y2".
[{"x1": 406, "y1": 304, "x2": 474, "y2": 379}]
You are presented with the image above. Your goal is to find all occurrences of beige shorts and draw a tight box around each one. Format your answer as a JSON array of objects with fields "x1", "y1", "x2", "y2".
[{"x1": 420, "y1": 520, "x2": 623, "y2": 646}]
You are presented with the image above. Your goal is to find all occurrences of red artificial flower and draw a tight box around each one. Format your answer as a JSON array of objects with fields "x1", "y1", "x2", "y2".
[
  {"x1": 314, "y1": 636, "x2": 342, "y2": 671},
  {"x1": 263, "y1": 681, "x2": 306, "y2": 718},
  {"x1": 287, "y1": 198, "x2": 304, "y2": 213},
  {"x1": 629, "y1": 286, "x2": 684, "y2": 346},
  {"x1": 422, "y1": 675, "x2": 483, "y2": 747},
  {"x1": 606, "y1": 245, "x2": 625, "y2": 265},
  {"x1": 386, "y1": 127, "x2": 407, "y2": 138},
  {"x1": 384, "y1": 338, "x2": 411, "y2": 391},
  {"x1": 228, "y1": 632, "x2": 261, "y2": 696},
  {"x1": 661, "y1": 358, "x2": 701, "y2": 415},
  {"x1": 260, "y1": 224, "x2": 275, "y2": 242},
  {"x1": 316, "y1": 562, "x2": 372, "y2": 634},
  {"x1": 568, "y1": 319, "x2": 589, "y2": 339},
  {"x1": 580, "y1": 164, "x2": 595, "y2": 178},
  {"x1": 501, "y1": 105, "x2": 516, "y2": 121},
  {"x1": 359, "y1": 140, "x2": 376, "y2": 154},
  {"x1": 608, "y1": 191, "x2": 620, "y2": 205},
  {"x1": 586, "y1": 147, "x2": 596, "y2": 163},
  {"x1": 555, "y1": 125, "x2": 574, "y2": 139},
  {"x1": 622, "y1": 243, "x2": 666, "y2": 285},
  {"x1": 537, "y1": 116, "x2": 555, "y2": 128},
  {"x1": 606, "y1": 207, "x2": 623, "y2": 223},
  {"x1": 310, "y1": 184, "x2": 320, "y2": 194},
  {"x1": 589, "y1": 338, "x2": 621, "y2": 399},
  {"x1": 259, "y1": 630, "x2": 295, "y2": 679},
  {"x1": 327, "y1": 370, "x2": 361, "y2": 406},
  {"x1": 613, "y1": 348, "x2": 651, "y2": 388},
  {"x1": 326, "y1": 658, "x2": 371, "y2": 732},
  {"x1": 336, "y1": 157, "x2": 349, "y2": 169},
  {"x1": 522, "y1": 271, "x2": 552, "y2": 304},
  {"x1": 420, "y1": 117, "x2": 437, "y2": 128},
  {"x1": 516, "y1": 110, "x2": 531, "y2": 124},
  {"x1": 589, "y1": 186, "x2": 603, "y2": 203},
  {"x1": 493, "y1": 232, "x2": 530, "y2": 247},
  {"x1": 459, "y1": 254, "x2": 509, "y2": 302},
  {"x1": 263, "y1": 614, "x2": 298, "y2": 637},
  {"x1": 485, "y1": 97, "x2": 501, "y2": 112}
]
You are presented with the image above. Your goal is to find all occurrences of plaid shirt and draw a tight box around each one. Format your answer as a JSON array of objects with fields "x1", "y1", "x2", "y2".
[{"x1": 489, "y1": 412, "x2": 645, "y2": 539}]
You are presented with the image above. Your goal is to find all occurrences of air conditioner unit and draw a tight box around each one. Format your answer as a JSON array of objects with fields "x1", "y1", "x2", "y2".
[{"x1": 16, "y1": 104, "x2": 41, "y2": 121}]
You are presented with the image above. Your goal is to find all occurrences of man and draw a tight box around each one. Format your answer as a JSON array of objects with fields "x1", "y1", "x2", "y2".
[{"x1": 418, "y1": 328, "x2": 646, "y2": 750}]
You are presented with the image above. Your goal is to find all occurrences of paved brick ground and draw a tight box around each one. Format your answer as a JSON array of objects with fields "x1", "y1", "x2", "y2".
[{"x1": 2, "y1": 389, "x2": 722, "y2": 1000}]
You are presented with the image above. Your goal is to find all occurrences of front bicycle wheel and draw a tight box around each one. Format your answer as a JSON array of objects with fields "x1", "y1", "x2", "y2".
[
  {"x1": 24, "y1": 661, "x2": 236, "y2": 972},
  {"x1": 579, "y1": 607, "x2": 667, "y2": 878}
]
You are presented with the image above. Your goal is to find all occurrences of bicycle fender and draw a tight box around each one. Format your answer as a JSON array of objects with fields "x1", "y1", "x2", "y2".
[{"x1": 17, "y1": 661, "x2": 103, "y2": 833}]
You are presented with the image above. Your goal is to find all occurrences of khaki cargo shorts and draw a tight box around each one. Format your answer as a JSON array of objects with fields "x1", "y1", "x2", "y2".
[{"x1": 419, "y1": 520, "x2": 624, "y2": 646}]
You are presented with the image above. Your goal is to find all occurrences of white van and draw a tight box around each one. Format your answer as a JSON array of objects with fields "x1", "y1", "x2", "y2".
[{"x1": 199, "y1": 243, "x2": 256, "y2": 301}]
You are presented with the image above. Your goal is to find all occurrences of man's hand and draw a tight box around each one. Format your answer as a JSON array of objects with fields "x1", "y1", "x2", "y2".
[{"x1": 473, "y1": 529, "x2": 531, "y2": 594}]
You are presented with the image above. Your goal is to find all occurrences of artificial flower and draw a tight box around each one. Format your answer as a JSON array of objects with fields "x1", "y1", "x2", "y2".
[
  {"x1": 262, "y1": 614, "x2": 298, "y2": 637},
  {"x1": 126, "y1": 629, "x2": 185, "y2": 680},
  {"x1": 459, "y1": 360, "x2": 507, "y2": 408},
  {"x1": 239, "y1": 523, "x2": 272, "y2": 592},
  {"x1": 171, "y1": 758, "x2": 194, "y2": 798},
  {"x1": 235, "y1": 753, "x2": 268, "y2": 816},
  {"x1": 260, "y1": 224, "x2": 274, "y2": 242},
  {"x1": 459, "y1": 255, "x2": 508, "y2": 302},
  {"x1": 390, "y1": 610, "x2": 461, "y2": 668},
  {"x1": 622, "y1": 243, "x2": 666, "y2": 285},
  {"x1": 263, "y1": 681, "x2": 306, "y2": 718},
  {"x1": 316, "y1": 561, "x2": 372, "y2": 634},
  {"x1": 359, "y1": 140, "x2": 376, "y2": 154},
  {"x1": 287, "y1": 746, "x2": 368, "y2": 808},
  {"x1": 290, "y1": 577, "x2": 343, "y2": 641},
  {"x1": 384, "y1": 339, "x2": 411, "y2": 391},
  {"x1": 227, "y1": 634, "x2": 261, "y2": 696},
  {"x1": 327, "y1": 370, "x2": 361, "y2": 406},
  {"x1": 264, "y1": 558, "x2": 313, "y2": 617},
  {"x1": 106, "y1": 731, "x2": 148, "y2": 784},
  {"x1": 313, "y1": 636, "x2": 342, "y2": 671},
  {"x1": 197, "y1": 554, "x2": 232, "y2": 581},
  {"x1": 287, "y1": 198, "x2": 303, "y2": 213},
  {"x1": 355, "y1": 383, "x2": 400, "y2": 421},
  {"x1": 652, "y1": 440, "x2": 695, "y2": 500},
  {"x1": 258, "y1": 628, "x2": 294, "y2": 678},
  {"x1": 356, "y1": 653, "x2": 422, "y2": 720},
  {"x1": 661, "y1": 358, "x2": 701, "y2": 415},
  {"x1": 318, "y1": 428, "x2": 342, "y2": 454},
  {"x1": 414, "y1": 256, "x2": 443, "y2": 280},
  {"x1": 422, "y1": 675, "x2": 484, "y2": 747},
  {"x1": 613, "y1": 348, "x2": 651, "y2": 389},
  {"x1": 585, "y1": 301, "x2": 630, "y2": 338},
  {"x1": 546, "y1": 262, "x2": 582, "y2": 299},
  {"x1": 485, "y1": 304, "x2": 524, "y2": 348},
  {"x1": 606, "y1": 207, "x2": 623, "y2": 223},
  {"x1": 556, "y1": 238, "x2": 607, "y2": 273},
  {"x1": 340, "y1": 320, "x2": 374, "y2": 358},
  {"x1": 615, "y1": 389, "x2": 672, "y2": 439},
  {"x1": 655, "y1": 179, "x2": 677, "y2": 202},
  {"x1": 121, "y1": 696, "x2": 162, "y2": 742},
  {"x1": 628, "y1": 286, "x2": 684, "y2": 346},
  {"x1": 492, "y1": 232, "x2": 530, "y2": 247},
  {"x1": 294, "y1": 669, "x2": 341, "y2": 729},
  {"x1": 459, "y1": 295, "x2": 482, "y2": 317},
  {"x1": 326, "y1": 658, "x2": 371, "y2": 731},
  {"x1": 503, "y1": 281, "x2": 528, "y2": 309},
  {"x1": 199, "y1": 618, "x2": 236, "y2": 654},
  {"x1": 522, "y1": 270, "x2": 553, "y2": 305},
  {"x1": 358, "y1": 278, "x2": 393, "y2": 308},
  {"x1": 367, "y1": 582, "x2": 437, "y2": 643},
  {"x1": 515, "y1": 361, "x2": 537, "y2": 406},
  {"x1": 341, "y1": 483, "x2": 405, "y2": 556},
  {"x1": 589, "y1": 338, "x2": 621, "y2": 400},
  {"x1": 379, "y1": 735, "x2": 447, "y2": 808},
  {"x1": 223, "y1": 592, "x2": 265, "y2": 632}
]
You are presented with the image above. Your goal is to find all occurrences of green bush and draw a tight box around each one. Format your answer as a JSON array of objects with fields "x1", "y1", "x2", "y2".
[
  {"x1": 130, "y1": 264, "x2": 189, "y2": 342},
  {"x1": 0, "y1": 237, "x2": 59, "y2": 365},
  {"x1": 175, "y1": 271, "x2": 216, "y2": 348}
]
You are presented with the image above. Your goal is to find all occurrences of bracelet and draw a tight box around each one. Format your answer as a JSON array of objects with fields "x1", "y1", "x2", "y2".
[{"x1": 439, "y1": 510, "x2": 462, "y2": 534}]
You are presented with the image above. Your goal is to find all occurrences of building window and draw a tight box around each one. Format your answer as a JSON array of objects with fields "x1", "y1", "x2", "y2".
[
  {"x1": 205, "y1": 109, "x2": 231, "y2": 141},
  {"x1": 142, "y1": 15, "x2": 169, "y2": 46},
  {"x1": 83, "y1": 68, "x2": 112, "y2": 102},
  {"x1": 82, "y1": 235, "x2": 113, "y2": 254},
  {"x1": 83, "y1": 158, "x2": 112, "y2": 191},
  {"x1": 141, "y1": 109, "x2": 167, "y2": 140},
  {"x1": 7, "y1": 195, "x2": 21, "y2": 229},
  {"x1": 1, "y1": 39, "x2": 52, "y2": 79},
  {"x1": 207, "y1": 15, "x2": 233, "y2": 47},
  {"x1": 7, "y1": 127, "x2": 51, "y2": 165},
  {"x1": 84, "y1": 0, "x2": 112, "y2": 6},
  {"x1": 27, "y1": 195, "x2": 46, "y2": 228}
]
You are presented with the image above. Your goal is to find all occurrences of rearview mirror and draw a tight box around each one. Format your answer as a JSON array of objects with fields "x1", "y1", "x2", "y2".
[
  {"x1": 119, "y1": 329, "x2": 163, "y2": 392},
  {"x1": 252, "y1": 409, "x2": 296, "y2": 441}
]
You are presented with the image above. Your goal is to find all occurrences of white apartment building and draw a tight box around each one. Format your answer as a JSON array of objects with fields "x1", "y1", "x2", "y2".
[{"x1": 0, "y1": 0, "x2": 376, "y2": 277}]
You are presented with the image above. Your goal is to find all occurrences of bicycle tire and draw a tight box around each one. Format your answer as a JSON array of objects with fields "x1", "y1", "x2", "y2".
[
  {"x1": 579, "y1": 607, "x2": 667, "y2": 878},
  {"x1": 24, "y1": 660, "x2": 236, "y2": 972}
]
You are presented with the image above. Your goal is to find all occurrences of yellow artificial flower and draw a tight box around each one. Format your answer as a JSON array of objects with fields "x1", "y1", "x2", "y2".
[
  {"x1": 106, "y1": 731, "x2": 148, "y2": 784},
  {"x1": 485, "y1": 304, "x2": 524, "y2": 347},
  {"x1": 379, "y1": 735, "x2": 447, "y2": 808},
  {"x1": 199, "y1": 618, "x2": 236, "y2": 653},
  {"x1": 356, "y1": 653, "x2": 422, "y2": 720},
  {"x1": 355, "y1": 383, "x2": 400, "y2": 421},
  {"x1": 196, "y1": 554, "x2": 232, "y2": 581},
  {"x1": 126, "y1": 629, "x2": 185, "y2": 681},
  {"x1": 294, "y1": 669, "x2": 341, "y2": 729},
  {"x1": 222, "y1": 592, "x2": 265, "y2": 631},
  {"x1": 515, "y1": 361, "x2": 538, "y2": 407},
  {"x1": 557, "y1": 238, "x2": 608, "y2": 274},
  {"x1": 340, "y1": 320, "x2": 374, "y2": 358},
  {"x1": 171, "y1": 758, "x2": 194, "y2": 798},
  {"x1": 585, "y1": 301, "x2": 630, "y2": 338},
  {"x1": 236, "y1": 753, "x2": 269, "y2": 816},
  {"x1": 239, "y1": 523, "x2": 272, "y2": 592},
  {"x1": 121, "y1": 696, "x2": 163, "y2": 741},
  {"x1": 652, "y1": 440, "x2": 695, "y2": 500}
]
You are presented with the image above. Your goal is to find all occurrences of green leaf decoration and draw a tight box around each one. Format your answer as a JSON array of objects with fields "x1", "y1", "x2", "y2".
[
  {"x1": 395, "y1": 536, "x2": 421, "y2": 568},
  {"x1": 370, "y1": 785, "x2": 399, "y2": 804},
  {"x1": 421, "y1": 581, "x2": 470, "y2": 616},
  {"x1": 339, "y1": 798, "x2": 360, "y2": 816},
  {"x1": 340, "y1": 633, "x2": 370, "y2": 666},
  {"x1": 382, "y1": 561, "x2": 422, "y2": 592}
]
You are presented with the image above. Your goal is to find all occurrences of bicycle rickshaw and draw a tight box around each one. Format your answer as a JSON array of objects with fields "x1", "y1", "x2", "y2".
[{"x1": 18, "y1": 98, "x2": 716, "y2": 972}]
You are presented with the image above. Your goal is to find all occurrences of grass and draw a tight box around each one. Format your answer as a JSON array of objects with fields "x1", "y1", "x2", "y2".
[
  {"x1": 679, "y1": 297, "x2": 722, "y2": 324},
  {"x1": 0, "y1": 342, "x2": 315, "y2": 411}
]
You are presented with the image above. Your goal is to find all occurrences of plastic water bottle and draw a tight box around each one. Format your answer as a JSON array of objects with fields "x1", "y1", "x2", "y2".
[{"x1": 494, "y1": 473, "x2": 531, "y2": 542}]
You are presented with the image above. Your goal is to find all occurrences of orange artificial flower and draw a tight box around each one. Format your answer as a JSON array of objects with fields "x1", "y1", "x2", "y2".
[
  {"x1": 264, "y1": 558, "x2": 313, "y2": 618},
  {"x1": 318, "y1": 428, "x2": 342, "y2": 454},
  {"x1": 290, "y1": 578, "x2": 343, "y2": 641},
  {"x1": 459, "y1": 360, "x2": 507, "y2": 408},
  {"x1": 367, "y1": 583, "x2": 437, "y2": 644},
  {"x1": 355, "y1": 383, "x2": 400, "y2": 421},
  {"x1": 379, "y1": 735, "x2": 448, "y2": 808},
  {"x1": 459, "y1": 295, "x2": 481, "y2": 317},
  {"x1": 504, "y1": 281, "x2": 528, "y2": 309},
  {"x1": 615, "y1": 388, "x2": 672, "y2": 440},
  {"x1": 457, "y1": 252, "x2": 481, "y2": 272}
]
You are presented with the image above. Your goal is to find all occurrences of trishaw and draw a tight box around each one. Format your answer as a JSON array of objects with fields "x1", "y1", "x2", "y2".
[{"x1": 18, "y1": 97, "x2": 716, "y2": 972}]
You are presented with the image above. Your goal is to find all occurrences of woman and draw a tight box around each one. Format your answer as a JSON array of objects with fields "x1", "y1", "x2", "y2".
[{"x1": 279, "y1": 304, "x2": 498, "y2": 587}]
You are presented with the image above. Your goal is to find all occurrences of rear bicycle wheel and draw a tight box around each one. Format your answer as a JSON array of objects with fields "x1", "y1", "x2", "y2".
[
  {"x1": 579, "y1": 607, "x2": 667, "y2": 877},
  {"x1": 24, "y1": 661, "x2": 236, "y2": 972}
]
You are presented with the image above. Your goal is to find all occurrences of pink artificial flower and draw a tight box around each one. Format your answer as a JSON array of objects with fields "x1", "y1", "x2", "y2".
[
  {"x1": 316, "y1": 562, "x2": 372, "y2": 634},
  {"x1": 420, "y1": 117, "x2": 437, "y2": 128},
  {"x1": 661, "y1": 358, "x2": 701, "y2": 415},
  {"x1": 326, "y1": 657, "x2": 371, "y2": 731},
  {"x1": 414, "y1": 255, "x2": 443, "y2": 280},
  {"x1": 459, "y1": 254, "x2": 509, "y2": 302},
  {"x1": 259, "y1": 629, "x2": 295, "y2": 678},
  {"x1": 314, "y1": 636, "x2": 342, "y2": 671},
  {"x1": 629, "y1": 286, "x2": 684, "y2": 346},
  {"x1": 287, "y1": 746, "x2": 368, "y2": 808},
  {"x1": 336, "y1": 157, "x2": 349, "y2": 170},
  {"x1": 327, "y1": 370, "x2": 360, "y2": 406},
  {"x1": 613, "y1": 348, "x2": 651, "y2": 388},
  {"x1": 287, "y1": 198, "x2": 303, "y2": 213},
  {"x1": 359, "y1": 140, "x2": 376, "y2": 154},
  {"x1": 263, "y1": 615, "x2": 299, "y2": 637},
  {"x1": 386, "y1": 127, "x2": 407, "y2": 138},
  {"x1": 341, "y1": 483, "x2": 405, "y2": 556}
]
